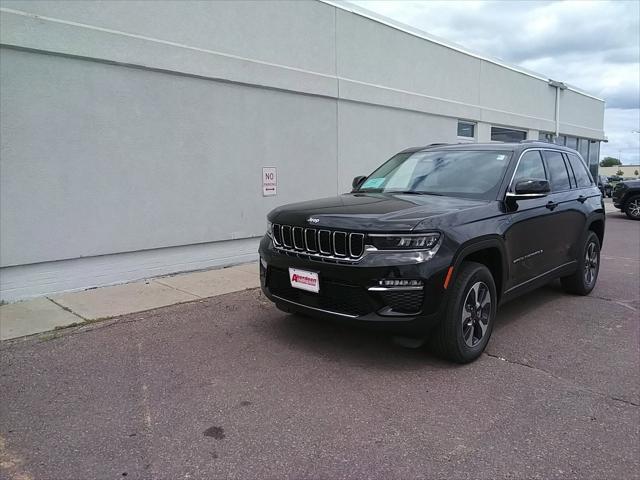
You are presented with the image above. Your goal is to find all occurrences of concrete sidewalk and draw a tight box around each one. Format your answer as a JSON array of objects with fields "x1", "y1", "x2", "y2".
[{"x1": 0, "y1": 262, "x2": 259, "y2": 341}]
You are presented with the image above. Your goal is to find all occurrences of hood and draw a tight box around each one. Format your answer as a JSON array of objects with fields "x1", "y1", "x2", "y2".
[
  {"x1": 620, "y1": 179, "x2": 640, "y2": 187},
  {"x1": 268, "y1": 192, "x2": 490, "y2": 231}
]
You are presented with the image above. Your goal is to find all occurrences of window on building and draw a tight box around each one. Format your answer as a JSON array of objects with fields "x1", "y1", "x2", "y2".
[
  {"x1": 457, "y1": 121, "x2": 475, "y2": 138},
  {"x1": 511, "y1": 150, "x2": 546, "y2": 190},
  {"x1": 491, "y1": 127, "x2": 526, "y2": 142},
  {"x1": 588, "y1": 141, "x2": 600, "y2": 179},
  {"x1": 565, "y1": 136, "x2": 578, "y2": 149},
  {"x1": 555, "y1": 135, "x2": 566, "y2": 146},
  {"x1": 566, "y1": 153, "x2": 593, "y2": 188},
  {"x1": 544, "y1": 150, "x2": 572, "y2": 191},
  {"x1": 578, "y1": 138, "x2": 589, "y2": 160}
]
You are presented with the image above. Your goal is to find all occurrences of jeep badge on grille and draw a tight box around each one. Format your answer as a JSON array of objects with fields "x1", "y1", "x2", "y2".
[{"x1": 307, "y1": 217, "x2": 320, "y2": 224}]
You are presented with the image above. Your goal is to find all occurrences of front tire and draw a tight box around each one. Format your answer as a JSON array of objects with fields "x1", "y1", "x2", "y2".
[
  {"x1": 431, "y1": 262, "x2": 497, "y2": 364},
  {"x1": 561, "y1": 231, "x2": 600, "y2": 295},
  {"x1": 624, "y1": 195, "x2": 640, "y2": 220}
]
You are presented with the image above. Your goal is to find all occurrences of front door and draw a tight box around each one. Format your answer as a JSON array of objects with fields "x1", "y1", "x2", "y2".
[{"x1": 503, "y1": 149, "x2": 559, "y2": 290}]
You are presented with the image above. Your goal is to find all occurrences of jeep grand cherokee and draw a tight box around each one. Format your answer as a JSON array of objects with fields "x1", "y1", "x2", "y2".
[{"x1": 259, "y1": 142, "x2": 605, "y2": 363}]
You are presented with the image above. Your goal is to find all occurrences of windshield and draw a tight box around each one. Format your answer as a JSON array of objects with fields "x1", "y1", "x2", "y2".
[{"x1": 356, "y1": 150, "x2": 512, "y2": 200}]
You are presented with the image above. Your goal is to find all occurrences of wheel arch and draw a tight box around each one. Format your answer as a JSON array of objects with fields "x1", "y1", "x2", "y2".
[
  {"x1": 586, "y1": 216, "x2": 605, "y2": 247},
  {"x1": 450, "y1": 236, "x2": 508, "y2": 302}
]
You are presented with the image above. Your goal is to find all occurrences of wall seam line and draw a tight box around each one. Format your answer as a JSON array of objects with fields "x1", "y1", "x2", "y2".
[{"x1": 335, "y1": 5, "x2": 340, "y2": 195}]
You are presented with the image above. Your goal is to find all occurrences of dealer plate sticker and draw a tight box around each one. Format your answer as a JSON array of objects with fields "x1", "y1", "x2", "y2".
[{"x1": 289, "y1": 268, "x2": 319, "y2": 293}]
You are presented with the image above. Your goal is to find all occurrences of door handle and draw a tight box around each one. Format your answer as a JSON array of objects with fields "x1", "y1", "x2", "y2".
[
  {"x1": 546, "y1": 200, "x2": 558, "y2": 210},
  {"x1": 577, "y1": 195, "x2": 587, "y2": 203}
]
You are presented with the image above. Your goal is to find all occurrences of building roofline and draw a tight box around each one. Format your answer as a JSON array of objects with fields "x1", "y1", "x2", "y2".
[{"x1": 322, "y1": 0, "x2": 605, "y2": 103}]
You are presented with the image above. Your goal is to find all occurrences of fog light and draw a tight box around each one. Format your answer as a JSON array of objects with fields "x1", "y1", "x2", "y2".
[{"x1": 378, "y1": 279, "x2": 423, "y2": 287}]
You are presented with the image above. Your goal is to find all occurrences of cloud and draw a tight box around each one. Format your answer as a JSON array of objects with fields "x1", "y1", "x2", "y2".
[{"x1": 350, "y1": 0, "x2": 640, "y2": 163}]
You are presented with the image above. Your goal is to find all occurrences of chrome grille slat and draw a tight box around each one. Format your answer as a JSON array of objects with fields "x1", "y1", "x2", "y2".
[
  {"x1": 318, "y1": 230, "x2": 332, "y2": 255},
  {"x1": 292, "y1": 227, "x2": 305, "y2": 250},
  {"x1": 333, "y1": 231, "x2": 347, "y2": 257},
  {"x1": 281, "y1": 225, "x2": 292, "y2": 248},
  {"x1": 304, "y1": 228, "x2": 318, "y2": 252},
  {"x1": 273, "y1": 224, "x2": 282, "y2": 246},
  {"x1": 349, "y1": 233, "x2": 364, "y2": 257},
  {"x1": 273, "y1": 224, "x2": 365, "y2": 261}
]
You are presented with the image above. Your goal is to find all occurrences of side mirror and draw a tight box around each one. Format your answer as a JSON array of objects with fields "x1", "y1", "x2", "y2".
[
  {"x1": 352, "y1": 175, "x2": 367, "y2": 190},
  {"x1": 507, "y1": 178, "x2": 550, "y2": 200}
]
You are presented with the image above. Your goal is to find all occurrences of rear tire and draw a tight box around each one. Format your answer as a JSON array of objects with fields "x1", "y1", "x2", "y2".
[
  {"x1": 430, "y1": 262, "x2": 497, "y2": 364},
  {"x1": 624, "y1": 195, "x2": 640, "y2": 220},
  {"x1": 560, "y1": 231, "x2": 600, "y2": 295}
]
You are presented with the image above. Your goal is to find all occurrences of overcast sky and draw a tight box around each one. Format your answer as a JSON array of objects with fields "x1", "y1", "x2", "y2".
[{"x1": 351, "y1": 0, "x2": 640, "y2": 164}]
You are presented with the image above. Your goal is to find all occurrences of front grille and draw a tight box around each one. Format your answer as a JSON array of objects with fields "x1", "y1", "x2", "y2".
[
  {"x1": 273, "y1": 224, "x2": 365, "y2": 261},
  {"x1": 380, "y1": 290, "x2": 424, "y2": 314},
  {"x1": 267, "y1": 267, "x2": 374, "y2": 316}
]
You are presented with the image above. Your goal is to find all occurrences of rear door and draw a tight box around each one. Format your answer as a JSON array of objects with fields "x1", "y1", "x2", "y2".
[
  {"x1": 565, "y1": 152, "x2": 599, "y2": 257},
  {"x1": 542, "y1": 150, "x2": 585, "y2": 268}
]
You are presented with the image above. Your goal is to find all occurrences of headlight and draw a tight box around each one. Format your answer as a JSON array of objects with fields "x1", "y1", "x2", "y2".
[
  {"x1": 266, "y1": 221, "x2": 273, "y2": 238},
  {"x1": 369, "y1": 233, "x2": 441, "y2": 250}
]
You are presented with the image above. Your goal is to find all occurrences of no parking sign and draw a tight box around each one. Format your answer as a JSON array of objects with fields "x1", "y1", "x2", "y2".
[{"x1": 262, "y1": 167, "x2": 277, "y2": 196}]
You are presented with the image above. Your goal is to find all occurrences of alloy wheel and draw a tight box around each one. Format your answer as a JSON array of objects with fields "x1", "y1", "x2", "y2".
[
  {"x1": 628, "y1": 199, "x2": 640, "y2": 219},
  {"x1": 584, "y1": 241, "x2": 599, "y2": 286},
  {"x1": 461, "y1": 281, "x2": 491, "y2": 347}
]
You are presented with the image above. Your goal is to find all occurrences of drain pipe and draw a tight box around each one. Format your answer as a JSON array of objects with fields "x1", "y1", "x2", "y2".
[{"x1": 548, "y1": 79, "x2": 567, "y2": 140}]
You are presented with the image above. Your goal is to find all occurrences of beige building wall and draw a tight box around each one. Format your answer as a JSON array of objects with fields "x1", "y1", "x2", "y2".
[{"x1": 600, "y1": 165, "x2": 640, "y2": 178}]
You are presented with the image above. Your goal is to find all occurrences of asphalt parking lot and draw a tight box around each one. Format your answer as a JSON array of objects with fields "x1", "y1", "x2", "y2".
[{"x1": 1, "y1": 208, "x2": 638, "y2": 480}]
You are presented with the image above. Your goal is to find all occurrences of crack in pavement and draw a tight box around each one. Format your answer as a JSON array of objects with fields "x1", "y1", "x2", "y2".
[
  {"x1": 588, "y1": 294, "x2": 638, "y2": 312},
  {"x1": 46, "y1": 296, "x2": 88, "y2": 321},
  {"x1": 484, "y1": 352, "x2": 640, "y2": 408}
]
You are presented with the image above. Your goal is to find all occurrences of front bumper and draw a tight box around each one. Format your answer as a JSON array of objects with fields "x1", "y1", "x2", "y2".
[{"x1": 258, "y1": 236, "x2": 452, "y2": 334}]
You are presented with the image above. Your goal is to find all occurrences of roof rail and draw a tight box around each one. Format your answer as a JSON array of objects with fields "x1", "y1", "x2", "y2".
[{"x1": 426, "y1": 143, "x2": 449, "y2": 147}]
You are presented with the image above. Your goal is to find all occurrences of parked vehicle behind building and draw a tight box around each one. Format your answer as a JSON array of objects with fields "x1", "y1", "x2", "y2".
[
  {"x1": 259, "y1": 142, "x2": 605, "y2": 363},
  {"x1": 612, "y1": 180, "x2": 640, "y2": 220}
]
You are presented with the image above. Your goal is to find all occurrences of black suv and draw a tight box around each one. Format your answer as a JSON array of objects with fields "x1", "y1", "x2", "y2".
[
  {"x1": 612, "y1": 179, "x2": 640, "y2": 220},
  {"x1": 259, "y1": 142, "x2": 605, "y2": 363}
]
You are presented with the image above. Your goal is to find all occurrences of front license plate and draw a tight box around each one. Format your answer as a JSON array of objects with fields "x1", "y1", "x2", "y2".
[{"x1": 289, "y1": 268, "x2": 320, "y2": 293}]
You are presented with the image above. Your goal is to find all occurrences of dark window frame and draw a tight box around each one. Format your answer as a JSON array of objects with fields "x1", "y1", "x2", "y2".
[
  {"x1": 563, "y1": 153, "x2": 578, "y2": 188},
  {"x1": 457, "y1": 121, "x2": 476, "y2": 138},
  {"x1": 491, "y1": 126, "x2": 527, "y2": 142}
]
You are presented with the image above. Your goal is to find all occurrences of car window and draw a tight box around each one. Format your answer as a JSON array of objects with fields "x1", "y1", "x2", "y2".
[
  {"x1": 567, "y1": 154, "x2": 593, "y2": 188},
  {"x1": 511, "y1": 150, "x2": 546, "y2": 190},
  {"x1": 544, "y1": 150, "x2": 571, "y2": 191}
]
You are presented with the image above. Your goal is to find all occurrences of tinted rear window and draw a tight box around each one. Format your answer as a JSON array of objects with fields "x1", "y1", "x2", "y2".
[{"x1": 567, "y1": 154, "x2": 593, "y2": 188}]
